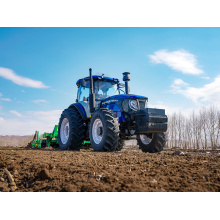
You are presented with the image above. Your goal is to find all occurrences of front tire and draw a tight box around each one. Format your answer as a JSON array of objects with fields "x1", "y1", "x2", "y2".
[
  {"x1": 58, "y1": 107, "x2": 86, "y2": 150},
  {"x1": 137, "y1": 133, "x2": 166, "y2": 153},
  {"x1": 89, "y1": 109, "x2": 120, "y2": 152}
]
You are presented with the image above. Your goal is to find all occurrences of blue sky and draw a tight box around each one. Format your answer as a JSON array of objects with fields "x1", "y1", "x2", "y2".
[{"x1": 0, "y1": 27, "x2": 220, "y2": 135}]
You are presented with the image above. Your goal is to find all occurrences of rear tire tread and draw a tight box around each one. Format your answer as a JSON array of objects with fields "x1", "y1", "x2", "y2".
[{"x1": 58, "y1": 107, "x2": 86, "y2": 150}]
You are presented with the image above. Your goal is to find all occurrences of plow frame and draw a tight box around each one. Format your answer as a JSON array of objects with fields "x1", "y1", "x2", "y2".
[{"x1": 32, "y1": 125, "x2": 90, "y2": 149}]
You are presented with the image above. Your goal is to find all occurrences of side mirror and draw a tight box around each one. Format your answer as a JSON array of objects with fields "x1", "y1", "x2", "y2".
[
  {"x1": 81, "y1": 79, "x2": 86, "y2": 87},
  {"x1": 118, "y1": 83, "x2": 125, "y2": 88}
]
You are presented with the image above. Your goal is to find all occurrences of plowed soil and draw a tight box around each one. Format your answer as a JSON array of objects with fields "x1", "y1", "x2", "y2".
[{"x1": 0, "y1": 145, "x2": 220, "y2": 192}]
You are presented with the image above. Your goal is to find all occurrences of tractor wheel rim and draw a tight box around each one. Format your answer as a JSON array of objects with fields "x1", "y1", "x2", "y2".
[
  {"x1": 60, "y1": 118, "x2": 69, "y2": 144},
  {"x1": 140, "y1": 134, "x2": 153, "y2": 145},
  {"x1": 92, "y1": 118, "x2": 103, "y2": 144}
]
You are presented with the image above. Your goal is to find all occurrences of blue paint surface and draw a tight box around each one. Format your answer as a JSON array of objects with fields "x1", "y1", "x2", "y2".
[
  {"x1": 102, "y1": 103, "x2": 126, "y2": 122},
  {"x1": 110, "y1": 94, "x2": 148, "y2": 99},
  {"x1": 78, "y1": 103, "x2": 86, "y2": 116}
]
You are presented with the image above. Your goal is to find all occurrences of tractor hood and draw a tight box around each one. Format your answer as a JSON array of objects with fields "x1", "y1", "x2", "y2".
[
  {"x1": 100, "y1": 94, "x2": 149, "y2": 122},
  {"x1": 100, "y1": 94, "x2": 147, "y2": 111},
  {"x1": 100, "y1": 94, "x2": 148, "y2": 107},
  {"x1": 104, "y1": 94, "x2": 148, "y2": 100}
]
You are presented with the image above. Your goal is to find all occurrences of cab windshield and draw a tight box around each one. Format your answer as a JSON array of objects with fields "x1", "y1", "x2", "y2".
[
  {"x1": 77, "y1": 79, "x2": 119, "y2": 102},
  {"x1": 94, "y1": 80, "x2": 118, "y2": 101}
]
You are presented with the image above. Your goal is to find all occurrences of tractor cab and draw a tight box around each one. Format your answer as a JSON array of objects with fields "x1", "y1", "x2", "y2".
[{"x1": 76, "y1": 75, "x2": 121, "y2": 117}]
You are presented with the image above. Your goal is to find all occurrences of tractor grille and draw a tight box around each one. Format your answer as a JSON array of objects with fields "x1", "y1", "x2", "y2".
[{"x1": 138, "y1": 99, "x2": 147, "y2": 110}]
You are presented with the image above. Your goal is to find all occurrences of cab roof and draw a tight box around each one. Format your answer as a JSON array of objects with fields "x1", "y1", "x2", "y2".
[{"x1": 76, "y1": 75, "x2": 119, "y2": 85}]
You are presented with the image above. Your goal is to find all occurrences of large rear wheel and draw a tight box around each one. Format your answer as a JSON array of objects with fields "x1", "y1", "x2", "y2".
[
  {"x1": 58, "y1": 107, "x2": 86, "y2": 150},
  {"x1": 89, "y1": 109, "x2": 120, "y2": 152},
  {"x1": 137, "y1": 133, "x2": 166, "y2": 153}
]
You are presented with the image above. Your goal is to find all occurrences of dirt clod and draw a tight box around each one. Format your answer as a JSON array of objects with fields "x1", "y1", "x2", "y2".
[
  {"x1": 173, "y1": 151, "x2": 185, "y2": 156},
  {"x1": 151, "y1": 179, "x2": 157, "y2": 184},
  {"x1": 13, "y1": 170, "x2": 19, "y2": 177},
  {"x1": 62, "y1": 184, "x2": 77, "y2": 192},
  {"x1": 0, "y1": 182, "x2": 10, "y2": 192},
  {"x1": 38, "y1": 168, "x2": 51, "y2": 180}
]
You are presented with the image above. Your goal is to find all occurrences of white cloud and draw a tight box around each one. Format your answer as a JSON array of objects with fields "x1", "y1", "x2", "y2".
[
  {"x1": 26, "y1": 110, "x2": 61, "y2": 122},
  {"x1": 0, "y1": 98, "x2": 11, "y2": 102},
  {"x1": 149, "y1": 49, "x2": 203, "y2": 75},
  {"x1": 0, "y1": 67, "x2": 49, "y2": 88},
  {"x1": 149, "y1": 102, "x2": 195, "y2": 117},
  {"x1": 32, "y1": 99, "x2": 48, "y2": 104},
  {"x1": 0, "y1": 117, "x2": 3, "y2": 122},
  {"x1": 10, "y1": 110, "x2": 23, "y2": 117},
  {"x1": 171, "y1": 75, "x2": 220, "y2": 104},
  {"x1": 0, "y1": 93, "x2": 11, "y2": 102},
  {"x1": 0, "y1": 110, "x2": 62, "y2": 135},
  {"x1": 171, "y1": 78, "x2": 189, "y2": 90}
]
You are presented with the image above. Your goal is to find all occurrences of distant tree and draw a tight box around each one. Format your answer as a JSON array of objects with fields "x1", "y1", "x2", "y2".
[{"x1": 166, "y1": 105, "x2": 220, "y2": 149}]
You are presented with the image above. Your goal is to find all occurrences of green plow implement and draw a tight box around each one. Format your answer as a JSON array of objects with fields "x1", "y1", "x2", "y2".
[{"x1": 32, "y1": 125, "x2": 90, "y2": 149}]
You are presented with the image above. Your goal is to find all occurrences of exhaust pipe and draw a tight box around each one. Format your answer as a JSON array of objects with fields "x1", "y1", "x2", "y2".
[
  {"x1": 122, "y1": 72, "x2": 130, "y2": 95},
  {"x1": 89, "y1": 68, "x2": 95, "y2": 114}
]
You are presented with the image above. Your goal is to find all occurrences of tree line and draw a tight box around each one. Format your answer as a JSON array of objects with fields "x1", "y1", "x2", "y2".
[{"x1": 166, "y1": 105, "x2": 220, "y2": 149}]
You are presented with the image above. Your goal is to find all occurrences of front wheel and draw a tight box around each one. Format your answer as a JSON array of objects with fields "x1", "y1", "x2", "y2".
[
  {"x1": 89, "y1": 109, "x2": 120, "y2": 152},
  {"x1": 137, "y1": 133, "x2": 166, "y2": 153}
]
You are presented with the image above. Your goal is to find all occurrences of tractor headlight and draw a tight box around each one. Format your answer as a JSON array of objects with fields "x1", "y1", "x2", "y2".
[{"x1": 129, "y1": 100, "x2": 139, "y2": 111}]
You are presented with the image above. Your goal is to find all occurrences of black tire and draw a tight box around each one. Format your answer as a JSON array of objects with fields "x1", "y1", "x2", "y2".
[
  {"x1": 58, "y1": 107, "x2": 86, "y2": 150},
  {"x1": 89, "y1": 109, "x2": 120, "y2": 152},
  {"x1": 41, "y1": 140, "x2": 47, "y2": 148},
  {"x1": 137, "y1": 133, "x2": 166, "y2": 153}
]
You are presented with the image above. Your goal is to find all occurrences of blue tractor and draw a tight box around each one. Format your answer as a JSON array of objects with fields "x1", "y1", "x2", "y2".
[{"x1": 58, "y1": 68, "x2": 168, "y2": 153}]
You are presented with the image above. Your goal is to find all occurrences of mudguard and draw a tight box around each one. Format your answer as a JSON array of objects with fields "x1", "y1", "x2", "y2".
[{"x1": 69, "y1": 103, "x2": 87, "y2": 121}]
